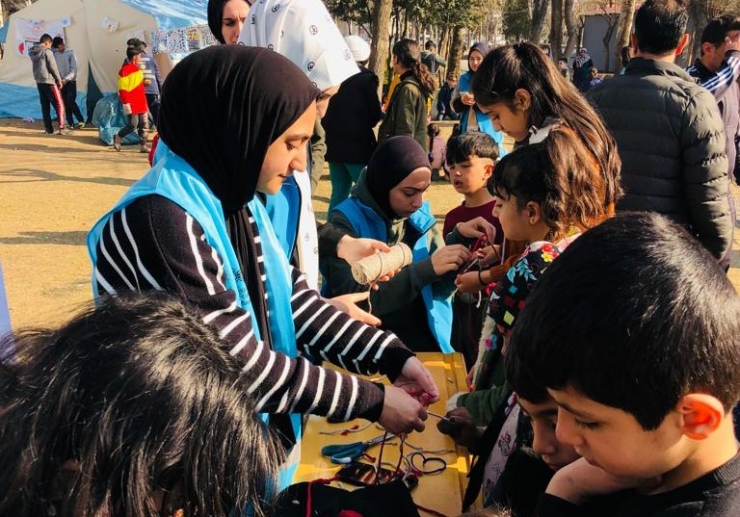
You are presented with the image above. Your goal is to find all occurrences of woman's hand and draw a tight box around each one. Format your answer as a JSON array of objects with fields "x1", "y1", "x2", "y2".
[
  {"x1": 325, "y1": 292, "x2": 381, "y2": 326},
  {"x1": 393, "y1": 356, "x2": 440, "y2": 403},
  {"x1": 431, "y1": 245, "x2": 471, "y2": 276},
  {"x1": 456, "y1": 217, "x2": 497, "y2": 244},
  {"x1": 379, "y1": 386, "x2": 428, "y2": 434},
  {"x1": 337, "y1": 236, "x2": 390, "y2": 263}
]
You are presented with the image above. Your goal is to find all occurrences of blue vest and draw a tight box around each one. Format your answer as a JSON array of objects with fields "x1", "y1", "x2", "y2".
[
  {"x1": 331, "y1": 199, "x2": 454, "y2": 354},
  {"x1": 86, "y1": 151, "x2": 302, "y2": 487},
  {"x1": 458, "y1": 71, "x2": 507, "y2": 158}
]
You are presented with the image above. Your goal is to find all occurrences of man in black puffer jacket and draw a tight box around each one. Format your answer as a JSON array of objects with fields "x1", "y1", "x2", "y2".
[{"x1": 589, "y1": 0, "x2": 732, "y2": 261}]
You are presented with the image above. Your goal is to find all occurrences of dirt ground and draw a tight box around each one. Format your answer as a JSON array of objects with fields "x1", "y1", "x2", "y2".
[{"x1": 1, "y1": 118, "x2": 740, "y2": 329}]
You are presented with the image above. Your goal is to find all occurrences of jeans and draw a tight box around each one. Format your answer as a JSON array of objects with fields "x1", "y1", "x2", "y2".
[
  {"x1": 61, "y1": 81, "x2": 84, "y2": 125},
  {"x1": 117, "y1": 113, "x2": 148, "y2": 143},
  {"x1": 37, "y1": 83, "x2": 65, "y2": 133}
]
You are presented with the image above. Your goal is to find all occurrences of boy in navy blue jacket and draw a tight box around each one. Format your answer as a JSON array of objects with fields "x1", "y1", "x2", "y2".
[{"x1": 506, "y1": 212, "x2": 740, "y2": 517}]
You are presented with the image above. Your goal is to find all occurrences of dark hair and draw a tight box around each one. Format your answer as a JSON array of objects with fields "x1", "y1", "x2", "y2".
[
  {"x1": 427, "y1": 122, "x2": 440, "y2": 137},
  {"x1": 126, "y1": 37, "x2": 143, "y2": 47},
  {"x1": 487, "y1": 128, "x2": 607, "y2": 239},
  {"x1": 425, "y1": 39, "x2": 436, "y2": 50},
  {"x1": 51, "y1": 36, "x2": 64, "y2": 48},
  {"x1": 207, "y1": 0, "x2": 250, "y2": 45},
  {"x1": 0, "y1": 293, "x2": 281, "y2": 517},
  {"x1": 506, "y1": 212, "x2": 740, "y2": 430},
  {"x1": 39, "y1": 33, "x2": 53, "y2": 44},
  {"x1": 471, "y1": 42, "x2": 621, "y2": 213},
  {"x1": 446, "y1": 131, "x2": 499, "y2": 166},
  {"x1": 557, "y1": 56, "x2": 568, "y2": 64},
  {"x1": 701, "y1": 15, "x2": 740, "y2": 47},
  {"x1": 392, "y1": 39, "x2": 435, "y2": 96},
  {"x1": 634, "y1": 0, "x2": 689, "y2": 55},
  {"x1": 126, "y1": 45, "x2": 142, "y2": 61}
]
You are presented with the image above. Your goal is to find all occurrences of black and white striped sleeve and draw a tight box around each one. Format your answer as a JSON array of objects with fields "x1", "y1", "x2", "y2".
[{"x1": 93, "y1": 195, "x2": 388, "y2": 421}]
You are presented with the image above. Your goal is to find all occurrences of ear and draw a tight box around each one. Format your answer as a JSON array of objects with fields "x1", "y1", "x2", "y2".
[
  {"x1": 525, "y1": 201, "x2": 542, "y2": 225},
  {"x1": 676, "y1": 394, "x2": 725, "y2": 440},
  {"x1": 513, "y1": 88, "x2": 531, "y2": 112},
  {"x1": 483, "y1": 161, "x2": 494, "y2": 180},
  {"x1": 630, "y1": 33, "x2": 639, "y2": 55},
  {"x1": 675, "y1": 33, "x2": 690, "y2": 55},
  {"x1": 700, "y1": 41, "x2": 713, "y2": 57}
]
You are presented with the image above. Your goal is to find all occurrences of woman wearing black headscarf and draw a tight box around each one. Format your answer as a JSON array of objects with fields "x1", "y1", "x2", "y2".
[
  {"x1": 87, "y1": 46, "x2": 437, "y2": 482},
  {"x1": 320, "y1": 136, "x2": 471, "y2": 353}
]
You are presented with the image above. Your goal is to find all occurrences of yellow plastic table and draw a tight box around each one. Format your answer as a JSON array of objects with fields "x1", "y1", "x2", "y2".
[{"x1": 296, "y1": 352, "x2": 472, "y2": 517}]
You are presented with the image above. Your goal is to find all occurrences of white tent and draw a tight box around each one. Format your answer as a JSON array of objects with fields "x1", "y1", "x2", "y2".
[{"x1": 0, "y1": 0, "x2": 211, "y2": 119}]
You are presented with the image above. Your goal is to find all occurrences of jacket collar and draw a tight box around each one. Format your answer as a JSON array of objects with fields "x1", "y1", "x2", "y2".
[{"x1": 625, "y1": 56, "x2": 698, "y2": 84}]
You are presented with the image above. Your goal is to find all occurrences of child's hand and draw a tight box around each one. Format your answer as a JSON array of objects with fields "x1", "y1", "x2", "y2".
[
  {"x1": 455, "y1": 270, "x2": 486, "y2": 293},
  {"x1": 479, "y1": 244, "x2": 502, "y2": 266},
  {"x1": 437, "y1": 407, "x2": 482, "y2": 452},
  {"x1": 546, "y1": 458, "x2": 662, "y2": 505}
]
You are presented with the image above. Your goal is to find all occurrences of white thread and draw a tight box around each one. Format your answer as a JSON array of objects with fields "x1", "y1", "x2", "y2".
[{"x1": 350, "y1": 243, "x2": 413, "y2": 285}]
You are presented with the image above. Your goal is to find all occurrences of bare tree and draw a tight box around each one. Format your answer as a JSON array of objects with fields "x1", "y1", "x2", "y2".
[
  {"x1": 614, "y1": 0, "x2": 636, "y2": 69},
  {"x1": 563, "y1": 0, "x2": 580, "y2": 58},
  {"x1": 369, "y1": 0, "x2": 393, "y2": 98},
  {"x1": 530, "y1": 0, "x2": 550, "y2": 43},
  {"x1": 549, "y1": 0, "x2": 564, "y2": 61}
]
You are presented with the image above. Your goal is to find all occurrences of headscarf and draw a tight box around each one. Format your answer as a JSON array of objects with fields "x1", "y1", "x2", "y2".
[
  {"x1": 158, "y1": 45, "x2": 320, "y2": 212},
  {"x1": 158, "y1": 46, "x2": 319, "y2": 349},
  {"x1": 468, "y1": 42, "x2": 491, "y2": 67},
  {"x1": 365, "y1": 136, "x2": 431, "y2": 220},
  {"x1": 575, "y1": 47, "x2": 591, "y2": 68},
  {"x1": 237, "y1": 0, "x2": 358, "y2": 91}
]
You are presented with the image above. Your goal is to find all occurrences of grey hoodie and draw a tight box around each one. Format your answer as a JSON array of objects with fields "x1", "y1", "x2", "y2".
[{"x1": 29, "y1": 43, "x2": 62, "y2": 85}]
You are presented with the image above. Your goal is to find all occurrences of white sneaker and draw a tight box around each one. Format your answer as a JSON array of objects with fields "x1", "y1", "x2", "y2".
[{"x1": 57, "y1": 128, "x2": 72, "y2": 135}]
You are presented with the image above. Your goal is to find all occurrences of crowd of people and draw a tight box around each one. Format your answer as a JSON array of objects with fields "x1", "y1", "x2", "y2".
[{"x1": 6, "y1": 0, "x2": 740, "y2": 516}]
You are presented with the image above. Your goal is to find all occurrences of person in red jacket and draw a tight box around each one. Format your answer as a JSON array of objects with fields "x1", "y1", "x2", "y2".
[{"x1": 114, "y1": 45, "x2": 149, "y2": 153}]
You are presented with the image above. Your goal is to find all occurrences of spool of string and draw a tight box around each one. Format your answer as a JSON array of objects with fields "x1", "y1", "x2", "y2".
[{"x1": 351, "y1": 243, "x2": 413, "y2": 284}]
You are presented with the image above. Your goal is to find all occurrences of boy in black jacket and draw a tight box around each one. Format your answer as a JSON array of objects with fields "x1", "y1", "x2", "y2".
[{"x1": 506, "y1": 212, "x2": 740, "y2": 517}]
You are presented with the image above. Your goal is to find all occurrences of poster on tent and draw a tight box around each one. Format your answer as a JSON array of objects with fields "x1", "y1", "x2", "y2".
[{"x1": 14, "y1": 17, "x2": 69, "y2": 57}]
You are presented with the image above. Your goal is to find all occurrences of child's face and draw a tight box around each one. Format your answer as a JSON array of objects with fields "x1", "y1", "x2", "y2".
[
  {"x1": 519, "y1": 396, "x2": 580, "y2": 471},
  {"x1": 492, "y1": 191, "x2": 534, "y2": 242},
  {"x1": 448, "y1": 155, "x2": 493, "y2": 196},
  {"x1": 389, "y1": 167, "x2": 431, "y2": 218},
  {"x1": 478, "y1": 102, "x2": 529, "y2": 143},
  {"x1": 549, "y1": 385, "x2": 689, "y2": 483}
]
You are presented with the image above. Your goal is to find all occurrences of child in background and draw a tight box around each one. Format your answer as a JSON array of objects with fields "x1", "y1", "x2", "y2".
[
  {"x1": 427, "y1": 123, "x2": 446, "y2": 181},
  {"x1": 114, "y1": 45, "x2": 149, "y2": 153},
  {"x1": 587, "y1": 67, "x2": 602, "y2": 90},
  {"x1": 442, "y1": 132, "x2": 502, "y2": 368},
  {"x1": 507, "y1": 212, "x2": 740, "y2": 516}
]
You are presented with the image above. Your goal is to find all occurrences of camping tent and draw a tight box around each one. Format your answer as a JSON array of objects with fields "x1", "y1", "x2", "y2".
[{"x1": 0, "y1": 0, "x2": 212, "y2": 119}]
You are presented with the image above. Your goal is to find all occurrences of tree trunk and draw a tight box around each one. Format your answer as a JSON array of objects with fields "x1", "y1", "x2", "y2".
[
  {"x1": 369, "y1": 0, "x2": 393, "y2": 98},
  {"x1": 602, "y1": 18, "x2": 617, "y2": 72},
  {"x1": 563, "y1": 0, "x2": 579, "y2": 59},
  {"x1": 449, "y1": 25, "x2": 465, "y2": 80},
  {"x1": 529, "y1": 0, "x2": 550, "y2": 43},
  {"x1": 688, "y1": 0, "x2": 710, "y2": 65},
  {"x1": 614, "y1": 0, "x2": 636, "y2": 70},
  {"x1": 549, "y1": 0, "x2": 564, "y2": 62}
]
